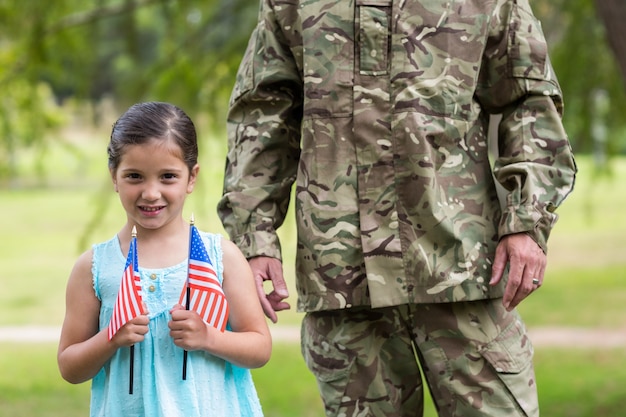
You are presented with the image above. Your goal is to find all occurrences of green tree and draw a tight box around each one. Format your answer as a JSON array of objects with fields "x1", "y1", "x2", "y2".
[
  {"x1": 0, "y1": 1, "x2": 68, "y2": 186},
  {"x1": 0, "y1": 0, "x2": 259, "y2": 185},
  {"x1": 532, "y1": 0, "x2": 626, "y2": 159},
  {"x1": 1, "y1": 0, "x2": 625, "y2": 187},
  {"x1": 594, "y1": 0, "x2": 626, "y2": 83}
]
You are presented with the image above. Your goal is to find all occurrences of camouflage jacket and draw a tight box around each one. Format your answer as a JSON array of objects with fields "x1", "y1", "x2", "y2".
[{"x1": 218, "y1": 0, "x2": 577, "y2": 311}]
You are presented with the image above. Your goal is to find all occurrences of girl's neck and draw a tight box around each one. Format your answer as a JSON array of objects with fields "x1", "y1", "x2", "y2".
[{"x1": 118, "y1": 218, "x2": 191, "y2": 269}]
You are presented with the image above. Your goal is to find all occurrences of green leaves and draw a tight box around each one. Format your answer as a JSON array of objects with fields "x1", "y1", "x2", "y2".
[
  {"x1": 2, "y1": 0, "x2": 626, "y2": 185},
  {"x1": 0, "y1": 0, "x2": 259, "y2": 184}
]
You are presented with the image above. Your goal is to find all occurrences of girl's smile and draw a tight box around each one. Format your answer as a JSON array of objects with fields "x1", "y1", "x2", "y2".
[
  {"x1": 139, "y1": 205, "x2": 166, "y2": 216},
  {"x1": 111, "y1": 138, "x2": 198, "y2": 232}
]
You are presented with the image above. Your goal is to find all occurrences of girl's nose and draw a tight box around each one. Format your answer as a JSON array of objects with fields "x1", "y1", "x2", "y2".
[{"x1": 142, "y1": 182, "x2": 161, "y2": 201}]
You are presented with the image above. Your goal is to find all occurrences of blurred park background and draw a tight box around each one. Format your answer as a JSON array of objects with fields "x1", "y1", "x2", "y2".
[{"x1": 1, "y1": 0, "x2": 626, "y2": 416}]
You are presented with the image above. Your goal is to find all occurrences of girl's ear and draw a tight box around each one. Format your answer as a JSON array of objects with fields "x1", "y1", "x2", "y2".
[
  {"x1": 187, "y1": 164, "x2": 200, "y2": 193},
  {"x1": 110, "y1": 168, "x2": 118, "y2": 192}
]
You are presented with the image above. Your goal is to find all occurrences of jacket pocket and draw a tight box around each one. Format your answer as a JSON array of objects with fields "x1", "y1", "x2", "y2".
[
  {"x1": 357, "y1": 0, "x2": 392, "y2": 75},
  {"x1": 508, "y1": 2, "x2": 548, "y2": 80}
]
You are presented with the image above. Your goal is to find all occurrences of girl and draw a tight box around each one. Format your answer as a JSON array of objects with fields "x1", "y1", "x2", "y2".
[{"x1": 58, "y1": 102, "x2": 271, "y2": 417}]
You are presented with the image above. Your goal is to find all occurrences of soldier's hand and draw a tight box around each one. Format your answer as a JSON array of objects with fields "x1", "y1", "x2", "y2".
[
  {"x1": 490, "y1": 233, "x2": 546, "y2": 311},
  {"x1": 248, "y1": 256, "x2": 290, "y2": 323}
]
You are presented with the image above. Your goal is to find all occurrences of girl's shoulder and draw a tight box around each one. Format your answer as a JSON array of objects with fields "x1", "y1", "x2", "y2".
[
  {"x1": 196, "y1": 230, "x2": 225, "y2": 252},
  {"x1": 214, "y1": 235, "x2": 249, "y2": 267},
  {"x1": 91, "y1": 235, "x2": 124, "y2": 266},
  {"x1": 195, "y1": 230, "x2": 227, "y2": 278},
  {"x1": 91, "y1": 235, "x2": 120, "y2": 256},
  {"x1": 71, "y1": 247, "x2": 95, "y2": 277},
  {"x1": 196, "y1": 229, "x2": 222, "y2": 240}
]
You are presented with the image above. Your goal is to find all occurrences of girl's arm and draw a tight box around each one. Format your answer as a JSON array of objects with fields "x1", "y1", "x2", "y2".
[
  {"x1": 169, "y1": 238, "x2": 272, "y2": 369},
  {"x1": 57, "y1": 250, "x2": 149, "y2": 384}
]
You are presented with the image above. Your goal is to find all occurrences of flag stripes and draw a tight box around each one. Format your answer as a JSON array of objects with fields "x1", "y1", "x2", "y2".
[
  {"x1": 108, "y1": 236, "x2": 144, "y2": 341},
  {"x1": 179, "y1": 225, "x2": 229, "y2": 332}
]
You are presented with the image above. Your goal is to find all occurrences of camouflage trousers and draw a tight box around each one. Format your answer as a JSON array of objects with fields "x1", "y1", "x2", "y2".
[{"x1": 301, "y1": 299, "x2": 538, "y2": 417}]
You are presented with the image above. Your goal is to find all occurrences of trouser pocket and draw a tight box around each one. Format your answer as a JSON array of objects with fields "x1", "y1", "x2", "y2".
[
  {"x1": 301, "y1": 313, "x2": 357, "y2": 414},
  {"x1": 479, "y1": 319, "x2": 539, "y2": 417}
]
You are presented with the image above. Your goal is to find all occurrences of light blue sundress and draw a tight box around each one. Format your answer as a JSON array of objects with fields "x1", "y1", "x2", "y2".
[{"x1": 90, "y1": 231, "x2": 264, "y2": 417}]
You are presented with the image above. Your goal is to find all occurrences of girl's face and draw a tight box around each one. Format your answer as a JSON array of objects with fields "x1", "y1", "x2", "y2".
[{"x1": 111, "y1": 138, "x2": 199, "y2": 232}]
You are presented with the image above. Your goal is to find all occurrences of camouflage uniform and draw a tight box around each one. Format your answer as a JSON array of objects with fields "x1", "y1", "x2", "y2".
[
  {"x1": 301, "y1": 301, "x2": 538, "y2": 416},
  {"x1": 219, "y1": 0, "x2": 576, "y2": 415}
]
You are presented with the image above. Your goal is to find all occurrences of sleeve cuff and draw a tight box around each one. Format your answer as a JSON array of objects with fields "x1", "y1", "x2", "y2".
[
  {"x1": 498, "y1": 204, "x2": 558, "y2": 253},
  {"x1": 231, "y1": 230, "x2": 283, "y2": 261}
]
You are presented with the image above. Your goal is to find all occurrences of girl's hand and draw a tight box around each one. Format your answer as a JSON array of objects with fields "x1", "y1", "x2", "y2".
[
  {"x1": 168, "y1": 304, "x2": 212, "y2": 351},
  {"x1": 111, "y1": 314, "x2": 150, "y2": 347},
  {"x1": 165, "y1": 239, "x2": 271, "y2": 369}
]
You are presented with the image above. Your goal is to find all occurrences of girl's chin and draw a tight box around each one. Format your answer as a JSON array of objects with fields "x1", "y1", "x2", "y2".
[
  {"x1": 140, "y1": 211, "x2": 162, "y2": 218},
  {"x1": 132, "y1": 215, "x2": 165, "y2": 229}
]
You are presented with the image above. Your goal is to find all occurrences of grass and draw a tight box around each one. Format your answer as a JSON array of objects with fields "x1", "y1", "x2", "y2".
[
  {"x1": 533, "y1": 348, "x2": 626, "y2": 417},
  {"x1": 1, "y1": 122, "x2": 626, "y2": 415},
  {"x1": 518, "y1": 265, "x2": 626, "y2": 327},
  {"x1": 0, "y1": 342, "x2": 324, "y2": 417},
  {"x1": 2, "y1": 342, "x2": 625, "y2": 417}
]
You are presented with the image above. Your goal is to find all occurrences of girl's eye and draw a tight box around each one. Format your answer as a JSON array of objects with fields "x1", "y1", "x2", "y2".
[
  {"x1": 162, "y1": 173, "x2": 178, "y2": 180},
  {"x1": 126, "y1": 173, "x2": 142, "y2": 180}
]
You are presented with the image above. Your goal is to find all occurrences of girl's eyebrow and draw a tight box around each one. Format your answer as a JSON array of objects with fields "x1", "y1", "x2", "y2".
[
  {"x1": 119, "y1": 166, "x2": 185, "y2": 172},
  {"x1": 159, "y1": 167, "x2": 185, "y2": 173}
]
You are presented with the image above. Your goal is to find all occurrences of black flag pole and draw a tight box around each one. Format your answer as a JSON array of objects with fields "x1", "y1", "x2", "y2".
[
  {"x1": 129, "y1": 225, "x2": 137, "y2": 394},
  {"x1": 129, "y1": 343, "x2": 135, "y2": 394},
  {"x1": 182, "y1": 214, "x2": 194, "y2": 380}
]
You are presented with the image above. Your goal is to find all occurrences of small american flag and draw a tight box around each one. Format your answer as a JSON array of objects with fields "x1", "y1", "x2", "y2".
[
  {"x1": 108, "y1": 231, "x2": 144, "y2": 340},
  {"x1": 179, "y1": 225, "x2": 229, "y2": 332}
]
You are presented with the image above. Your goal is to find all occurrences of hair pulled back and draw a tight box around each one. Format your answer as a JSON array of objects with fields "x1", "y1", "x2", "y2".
[{"x1": 108, "y1": 102, "x2": 198, "y2": 172}]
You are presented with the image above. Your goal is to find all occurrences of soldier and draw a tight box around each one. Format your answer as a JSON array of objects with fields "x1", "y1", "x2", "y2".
[{"x1": 218, "y1": 1, "x2": 577, "y2": 416}]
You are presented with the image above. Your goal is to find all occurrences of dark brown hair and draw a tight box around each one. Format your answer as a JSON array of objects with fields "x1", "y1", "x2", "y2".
[{"x1": 108, "y1": 102, "x2": 198, "y2": 172}]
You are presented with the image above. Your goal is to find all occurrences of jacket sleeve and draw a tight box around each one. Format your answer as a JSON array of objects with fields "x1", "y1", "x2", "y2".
[
  {"x1": 217, "y1": 0, "x2": 303, "y2": 260},
  {"x1": 476, "y1": 0, "x2": 577, "y2": 252}
]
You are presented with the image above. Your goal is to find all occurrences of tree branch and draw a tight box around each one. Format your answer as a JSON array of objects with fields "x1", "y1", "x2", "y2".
[{"x1": 594, "y1": 0, "x2": 626, "y2": 87}]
